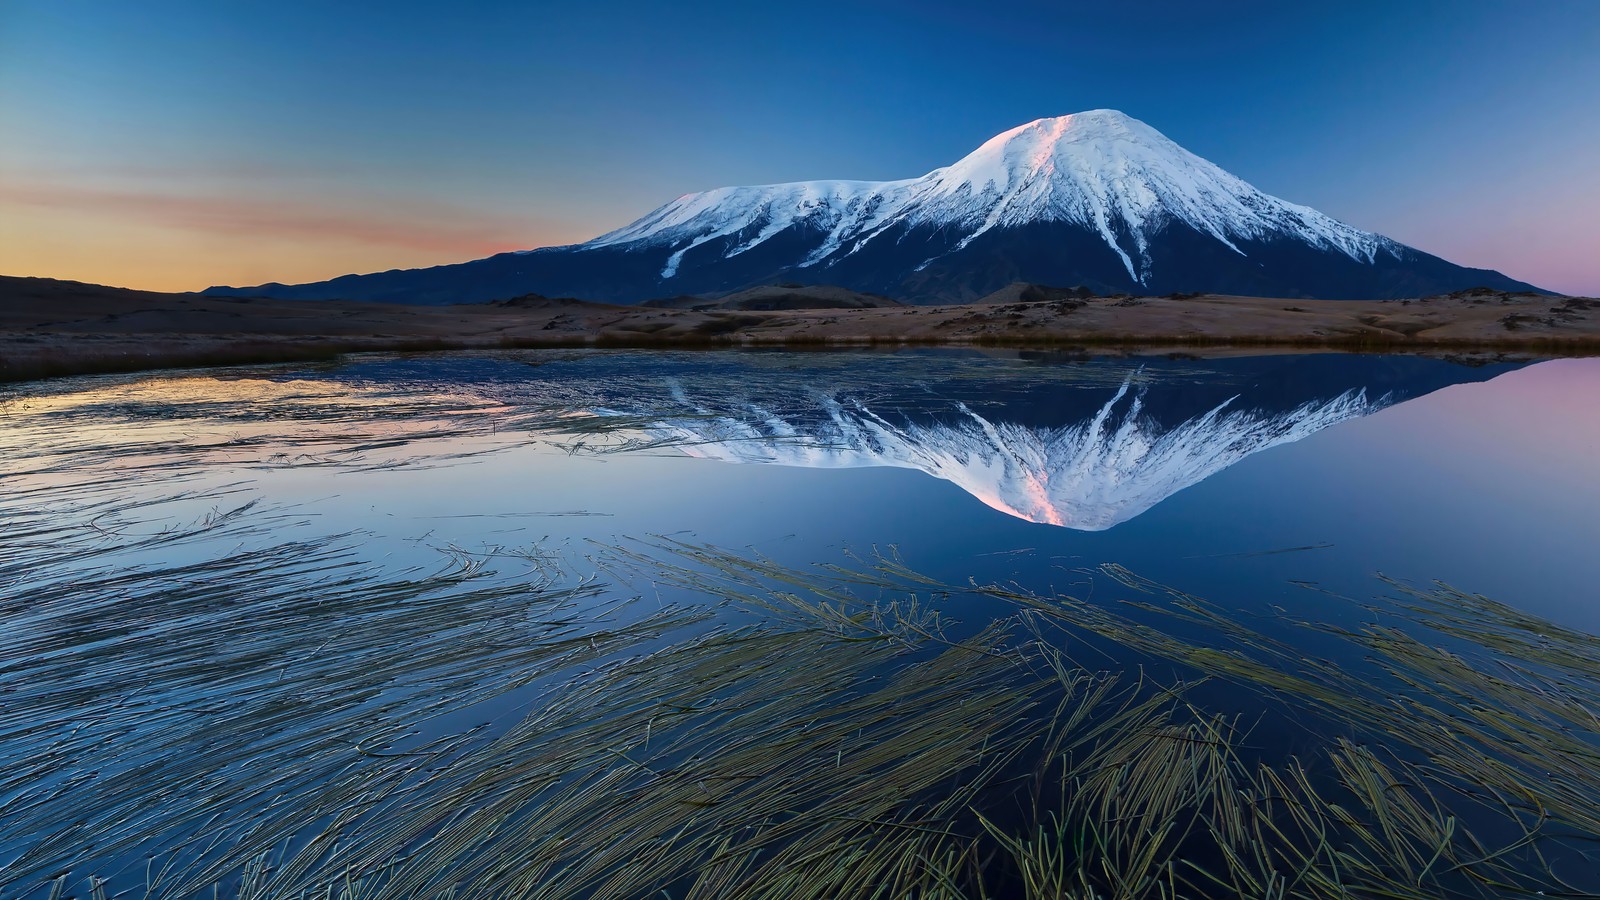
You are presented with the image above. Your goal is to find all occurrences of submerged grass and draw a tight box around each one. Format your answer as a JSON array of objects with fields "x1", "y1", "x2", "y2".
[
  {"x1": 7, "y1": 512, "x2": 1600, "y2": 897},
  {"x1": 601, "y1": 541, "x2": 1600, "y2": 896},
  {"x1": 5, "y1": 363, "x2": 1600, "y2": 898},
  {"x1": 0, "y1": 493, "x2": 708, "y2": 898}
]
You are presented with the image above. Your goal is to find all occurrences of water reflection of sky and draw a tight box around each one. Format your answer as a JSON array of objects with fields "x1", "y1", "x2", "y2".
[
  {"x1": 5, "y1": 351, "x2": 1597, "y2": 634},
  {"x1": 5, "y1": 350, "x2": 1600, "y2": 898},
  {"x1": 1230, "y1": 357, "x2": 1600, "y2": 627},
  {"x1": 227, "y1": 351, "x2": 1600, "y2": 634}
]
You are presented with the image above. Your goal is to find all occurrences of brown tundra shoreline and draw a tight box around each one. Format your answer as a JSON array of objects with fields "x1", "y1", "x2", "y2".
[{"x1": 3, "y1": 276, "x2": 1597, "y2": 384}]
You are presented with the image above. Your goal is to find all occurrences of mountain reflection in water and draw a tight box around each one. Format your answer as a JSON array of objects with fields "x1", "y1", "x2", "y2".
[
  {"x1": 488, "y1": 352, "x2": 1524, "y2": 530},
  {"x1": 625, "y1": 380, "x2": 1377, "y2": 529}
]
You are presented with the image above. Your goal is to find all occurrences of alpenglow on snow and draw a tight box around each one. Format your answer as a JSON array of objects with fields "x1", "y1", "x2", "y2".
[
  {"x1": 586, "y1": 111, "x2": 1392, "y2": 284},
  {"x1": 207, "y1": 110, "x2": 1542, "y2": 304}
]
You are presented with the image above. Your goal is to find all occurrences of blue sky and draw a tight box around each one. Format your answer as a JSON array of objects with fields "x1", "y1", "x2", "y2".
[{"x1": 1, "y1": 0, "x2": 1596, "y2": 292}]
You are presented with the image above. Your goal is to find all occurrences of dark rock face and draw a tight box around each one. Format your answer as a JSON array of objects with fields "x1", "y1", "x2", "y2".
[{"x1": 204, "y1": 216, "x2": 1542, "y2": 306}]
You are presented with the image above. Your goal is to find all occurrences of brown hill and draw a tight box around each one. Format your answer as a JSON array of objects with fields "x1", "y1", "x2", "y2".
[{"x1": 642, "y1": 284, "x2": 906, "y2": 311}]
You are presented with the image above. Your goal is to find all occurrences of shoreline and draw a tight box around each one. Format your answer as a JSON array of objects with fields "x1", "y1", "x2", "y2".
[
  {"x1": 3, "y1": 276, "x2": 1596, "y2": 384},
  {"x1": 5, "y1": 331, "x2": 1594, "y2": 386}
]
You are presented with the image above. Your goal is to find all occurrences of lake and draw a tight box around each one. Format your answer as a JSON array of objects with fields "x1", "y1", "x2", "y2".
[{"x1": 3, "y1": 348, "x2": 1598, "y2": 898}]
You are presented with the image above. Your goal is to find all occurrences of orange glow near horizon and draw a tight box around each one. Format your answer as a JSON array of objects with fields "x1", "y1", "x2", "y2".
[
  {"x1": 0, "y1": 178, "x2": 587, "y2": 293},
  {"x1": 2, "y1": 166, "x2": 1595, "y2": 297}
]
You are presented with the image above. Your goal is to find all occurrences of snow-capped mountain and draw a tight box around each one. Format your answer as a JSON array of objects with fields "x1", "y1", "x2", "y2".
[
  {"x1": 206, "y1": 110, "x2": 1542, "y2": 304},
  {"x1": 586, "y1": 111, "x2": 1395, "y2": 287}
]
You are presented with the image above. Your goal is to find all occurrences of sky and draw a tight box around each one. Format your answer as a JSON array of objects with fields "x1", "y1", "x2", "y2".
[{"x1": 1, "y1": 0, "x2": 1597, "y2": 295}]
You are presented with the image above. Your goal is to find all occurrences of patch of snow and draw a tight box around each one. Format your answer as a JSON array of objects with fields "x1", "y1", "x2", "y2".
[{"x1": 578, "y1": 110, "x2": 1402, "y2": 281}]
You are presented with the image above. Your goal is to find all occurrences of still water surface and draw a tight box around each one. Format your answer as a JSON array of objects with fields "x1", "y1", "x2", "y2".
[{"x1": 2, "y1": 349, "x2": 1597, "y2": 897}]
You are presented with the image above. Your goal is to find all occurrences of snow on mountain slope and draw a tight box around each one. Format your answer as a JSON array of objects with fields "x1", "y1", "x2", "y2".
[
  {"x1": 586, "y1": 180, "x2": 897, "y2": 278},
  {"x1": 579, "y1": 110, "x2": 1403, "y2": 285},
  {"x1": 204, "y1": 107, "x2": 1546, "y2": 303},
  {"x1": 606, "y1": 377, "x2": 1383, "y2": 531}
]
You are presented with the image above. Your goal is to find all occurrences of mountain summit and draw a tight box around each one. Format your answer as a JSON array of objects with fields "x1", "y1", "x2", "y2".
[
  {"x1": 208, "y1": 110, "x2": 1542, "y2": 304},
  {"x1": 587, "y1": 110, "x2": 1396, "y2": 288}
]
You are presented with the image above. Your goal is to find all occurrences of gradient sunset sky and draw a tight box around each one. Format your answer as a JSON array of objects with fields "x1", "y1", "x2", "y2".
[{"x1": 2, "y1": 0, "x2": 1597, "y2": 295}]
